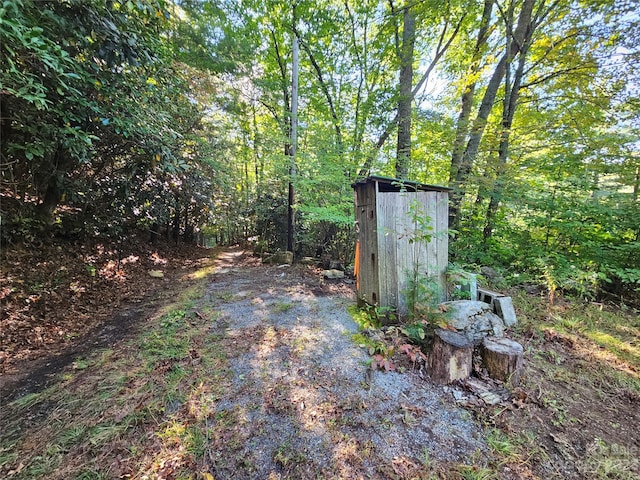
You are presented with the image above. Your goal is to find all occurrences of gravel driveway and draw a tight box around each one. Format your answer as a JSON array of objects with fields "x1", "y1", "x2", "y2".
[{"x1": 201, "y1": 248, "x2": 487, "y2": 478}]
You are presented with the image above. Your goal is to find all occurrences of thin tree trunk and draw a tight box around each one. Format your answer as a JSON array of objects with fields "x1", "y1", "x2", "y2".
[
  {"x1": 358, "y1": 13, "x2": 465, "y2": 177},
  {"x1": 288, "y1": 22, "x2": 299, "y2": 256},
  {"x1": 449, "y1": 0, "x2": 536, "y2": 230},
  {"x1": 484, "y1": 1, "x2": 536, "y2": 239},
  {"x1": 172, "y1": 201, "x2": 180, "y2": 245},
  {"x1": 395, "y1": 4, "x2": 416, "y2": 179},
  {"x1": 449, "y1": 0, "x2": 494, "y2": 183},
  {"x1": 297, "y1": 35, "x2": 343, "y2": 153}
]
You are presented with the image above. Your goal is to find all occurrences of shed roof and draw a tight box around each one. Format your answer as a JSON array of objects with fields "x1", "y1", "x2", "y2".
[{"x1": 351, "y1": 175, "x2": 451, "y2": 193}]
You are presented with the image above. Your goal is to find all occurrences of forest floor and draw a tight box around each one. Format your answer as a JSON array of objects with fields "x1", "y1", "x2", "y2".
[{"x1": 1, "y1": 243, "x2": 639, "y2": 479}]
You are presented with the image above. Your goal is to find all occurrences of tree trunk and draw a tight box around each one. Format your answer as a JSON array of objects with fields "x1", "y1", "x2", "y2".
[
  {"x1": 358, "y1": 12, "x2": 465, "y2": 178},
  {"x1": 449, "y1": 0, "x2": 537, "y2": 230},
  {"x1": 297, "y1": 35, "x2": 343, "y2": 154},
  {"x1": 150, "y1": 222, "x2": 159, "y2": 245},
  {"x1": 287, "y1": 24, "x2": 299, "y2": 256},
  {"x1": 449, "y1": 53, "x2": 508, "y2": 229},
  {"x1": 481, "y1": 337, "x2": 524, "y2": 386},
  {"x1": 428, "y1": 329, "x2": 473, "y2": 384},
  {"x1": 172, "y1": 203, "x2": 180, "y2": 244},
  {"x1": 449, "y1": 0, "x2": 494, "y2": 184},
  {"x1": 395, "y1": 4, "x2": 416, "y2": 180},
  {"x1": 35, "y1": 149, "x2": 66, "y2": 224},
  {"x1": 484, "y1": 2, "x2": 535, "y2": 239}
]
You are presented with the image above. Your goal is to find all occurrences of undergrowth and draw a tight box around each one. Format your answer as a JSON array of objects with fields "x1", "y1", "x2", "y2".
[{"x1": 0, "y1": 254, "x2": 228, "y2": 479}]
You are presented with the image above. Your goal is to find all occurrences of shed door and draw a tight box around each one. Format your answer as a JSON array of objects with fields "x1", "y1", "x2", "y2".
[
  {"x1": 354, "y1": 184, "x2": 379, "y2": 306},
  {"x1": 376, "y1": 191, "x2": 439, "y2": 315}
]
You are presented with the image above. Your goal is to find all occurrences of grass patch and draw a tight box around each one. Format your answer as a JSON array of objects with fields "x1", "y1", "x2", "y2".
[
  {"x1": 514, "y1": 292, "x2": 640, "y2": 391},
  {"x1": 479, "y1": 291, "x2": 640, "y2": 478},
  {"x1": 456, "y1": 464, "x2": 495, "y2": 480},
  {"x1": 0, "y1": 252, "x2": 232, "y2": 479},
  {"x1": 271, "y1": 301, "x2": 293, "y2": 313},
  {"x1": 273, "y1": 440, "x2": 307, "y2": 469},
  {"x1": 10, "y1": 391, "x2": 42, "y2": 409},
  {"x1": 579, "y1": 437, "x2": 640, "y2": 479},
  {"x1": 76, "y1": 469, "x2": 111, "y2": 479},
  {"x1": 216, "y1": 290, "x2": 235, "y2": 302}
]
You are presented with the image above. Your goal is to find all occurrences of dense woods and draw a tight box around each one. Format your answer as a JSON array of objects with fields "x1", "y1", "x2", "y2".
[{"x1": 1, "y1": 0, "x2": 639, "y2": 303}]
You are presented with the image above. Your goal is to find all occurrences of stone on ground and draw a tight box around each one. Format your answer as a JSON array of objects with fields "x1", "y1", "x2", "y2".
[
  {"x1": 262, "y1": 250, "x2": 293, "y2": 265},
  {"x1": 439, "y1": 300, "x2": 506, "y2": 344},
  {"x1": 322, "y1": 269, "x2": 344, "y2": 279},
  {"x1": 493, "y1": 296, "x2": 517, "y2": 327}
]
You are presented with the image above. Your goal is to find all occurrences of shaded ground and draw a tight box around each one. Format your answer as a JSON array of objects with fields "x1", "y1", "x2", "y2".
[
  {"x1": 0, "y1": 247, "x2": 488, "y2": 479},
  {"x1": 489, "y1": 298, "x2": 640, "y2": 479},
  {"x1": 1, "y1": 246, "x2": 639, "y2": 479},
  {"x1": 200, "y1": 249, "x2": 486, "y2": 478},
  {"x1": 1, "y1": 236, "x2": 212, "y2": 401}
]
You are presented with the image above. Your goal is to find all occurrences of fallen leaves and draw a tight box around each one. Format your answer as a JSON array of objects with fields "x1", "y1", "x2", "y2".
[{"x1": 0, "y1": 235, "x2": 211, "y2": 371}]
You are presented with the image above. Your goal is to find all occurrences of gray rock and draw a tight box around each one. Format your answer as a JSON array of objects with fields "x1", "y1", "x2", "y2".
[
  {"x1": 439, "y1": 300, "x2": 506, "y2": 344},
  {"x1": 329, "y1": 260, "x2": 343, "y2": 270},
  {"x1": 480, "y1": 266, "x2": 504, "y2": 284},
  {"x1": 300, "y1": 256, "x2": 317, "y2": 265},
  {"x1": 441, "y1": 300, "x2": 491, "y2": 320},
  {"x1": 452, "y1": 389, "x2": 466, "y2": 401},
  {"x1": 262, "y1": 251, "x2": 293, "y2": 265},
  {"x1": 322, "y1": 269, "x2": 345, "y2": 279}
]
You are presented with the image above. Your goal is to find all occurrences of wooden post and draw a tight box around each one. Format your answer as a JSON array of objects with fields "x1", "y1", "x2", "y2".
[
  {"x1": 481, "y1": 337, "x2": 524, "y2": 386},
  {"x1": 428, "y1": 329, "x2": 473, "y2": 384}
]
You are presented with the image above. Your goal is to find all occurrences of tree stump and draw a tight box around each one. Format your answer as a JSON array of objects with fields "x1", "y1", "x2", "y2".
[
  {"x1": 481, "y1": 337, "x2": 524, "y2": 386},
  {"x1": 428, "y1": 329, "x2": 473, "y2": 384}
]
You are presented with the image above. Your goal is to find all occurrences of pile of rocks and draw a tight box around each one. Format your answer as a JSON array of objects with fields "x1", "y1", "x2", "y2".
[{"x1": 428, "y1": 298, "x2": 523, "y2": 387}]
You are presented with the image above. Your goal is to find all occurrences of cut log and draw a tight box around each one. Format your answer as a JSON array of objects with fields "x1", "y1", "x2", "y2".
[
  {"x1": 481, "y1": 337, "x2": 524, "y2": 386},
  {"x1": 428, "y1": 329, "x2": 473, "y2": 384}
]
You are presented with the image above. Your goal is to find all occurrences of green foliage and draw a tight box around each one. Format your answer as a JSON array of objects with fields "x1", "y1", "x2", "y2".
[
  {"x1": 348, "y1": 304, "x2": 381, "y2": 330},
  {"x1": 404, "y1": 274, "x2": 443, "y2": 323},
  {"x1": 1, "y1": 0, "x2": 638, "y2": 307},
  {"x1": 400, "y1": 321, "x2": 429, "y2": 343},
  {"x1": 0, "y1": 0, "x2": 227, "y2": 243}
]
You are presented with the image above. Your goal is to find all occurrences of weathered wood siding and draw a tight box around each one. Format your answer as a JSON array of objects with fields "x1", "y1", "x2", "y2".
[
  {"x1": 354, "y1": 181, "x2": 379, "y2": 306},
  {"x1": 376, "y1": 191, "x2": 447, "y2": 316},
  {"x1": 435, "y1": 191, "x2": 449, "y2": 287},
  {"x1": 354, "y1": 177, "x2": 449, "y2": 320}
]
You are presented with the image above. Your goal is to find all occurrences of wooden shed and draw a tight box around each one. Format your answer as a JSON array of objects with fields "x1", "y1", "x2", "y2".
[{"x1": 352, "y1": 176, "x2": 450, "y2": 319}]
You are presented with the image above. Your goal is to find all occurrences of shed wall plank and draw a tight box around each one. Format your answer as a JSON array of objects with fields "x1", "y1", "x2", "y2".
[
  {"x1": 354, "y1": 178, "x2": 449, "y2": 317},
  {"x1": 377, "y1": 192, "x2": 398, "y2": 310},
  {"x1": 436, "y1": 191, "x2": 449, "y2": 285}
]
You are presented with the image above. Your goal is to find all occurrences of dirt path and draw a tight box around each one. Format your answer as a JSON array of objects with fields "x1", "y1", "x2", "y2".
[
  {"x1": 3, "y1": 246, "x2": 639, "y2": 479},
  {"x1": 0, "y1": 247, "x2": 488, "y2": 479},
  {"x1": 200, "y1": 248, "x2": 487, "y2": 478}
]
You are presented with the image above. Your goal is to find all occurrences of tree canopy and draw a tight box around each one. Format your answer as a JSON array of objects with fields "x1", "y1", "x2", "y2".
[{"x1": 1, "y1": 0, "x2": 638, "y2": 302}]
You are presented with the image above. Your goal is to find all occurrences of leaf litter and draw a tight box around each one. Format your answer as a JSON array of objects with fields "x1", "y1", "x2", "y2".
[
  {"x1": 4, "y1": 246, "x2": 637, "y2": 479},
  {"x1": 1, "y1": 246, "x2": 488, "y2": 479}
]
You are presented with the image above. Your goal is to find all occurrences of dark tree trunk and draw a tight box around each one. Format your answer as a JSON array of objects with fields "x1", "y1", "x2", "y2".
[
  {"x1": 35, "y1": 149, "x2": 67, "y2": 225},
  {"x1": 395, "y1": 5, "x2": 416, "y2": 180},
  {"x1": 449, "y1": 0, "x2": 537, "y2": 230},
  {"x1": 150, "y1": 222, "x2": 159, "y2": 245},
  {"x1": 172, "y1": 204, "x2": 180, "y2": 244}
]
